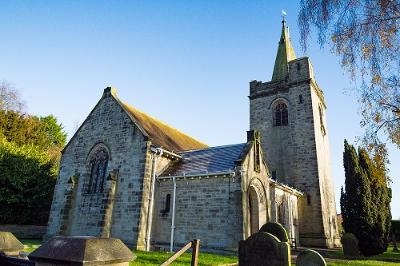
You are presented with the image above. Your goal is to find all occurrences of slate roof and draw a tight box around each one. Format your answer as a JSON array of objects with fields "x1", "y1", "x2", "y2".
[
  {"x1": 161, "y1": 143, "x2": 248, "y2": 177},
  {"x1": 117, "y1": 99, "x2": 208, "y2": 152}
]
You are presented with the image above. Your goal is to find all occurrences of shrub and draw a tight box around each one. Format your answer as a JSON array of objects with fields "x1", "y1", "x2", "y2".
[
  {"x1": 392, "y1": 220, "x2": 400, "y2": 241},
  {"x1": 0, "y1": 137, "x2": 58, "y2": 225}
]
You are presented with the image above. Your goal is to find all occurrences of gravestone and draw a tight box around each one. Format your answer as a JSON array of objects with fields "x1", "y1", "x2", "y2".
[
  {"x1": 296, "y1": 249, "x2": 326, "y2": 266},
  {"x1": 341, "y1": 233, "x2": 360, "y2": 257},
  {"x1": 239, "y1": 231, "x2": 290, "y2": 266},
  {"x1": 28, "y1": 236, "x2": 135, "y2": 266},
  {"x1": 0, "y1": 231, "x2": 24, "y2": 256},
  {"x1": 259, "y1": 222, "x2": 288, "y2": 242}
]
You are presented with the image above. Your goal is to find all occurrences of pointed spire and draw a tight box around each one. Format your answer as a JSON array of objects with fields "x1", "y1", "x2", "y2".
[{"x1": 271, "y1": 17, "x2": 296, "y2": 82}]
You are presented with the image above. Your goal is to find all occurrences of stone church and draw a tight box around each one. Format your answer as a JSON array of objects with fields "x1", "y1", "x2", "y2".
[{"x1": 46, "y1": 20, "x2": 341, "y2": 252}]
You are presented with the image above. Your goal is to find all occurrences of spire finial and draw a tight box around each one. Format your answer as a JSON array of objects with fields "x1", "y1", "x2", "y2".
[
  {"x1": 271, "y1": 14, "x2": 297, "y2": 82},
  {"x1": 282, "y1": 9, "x2": 287, "y2": 23}
]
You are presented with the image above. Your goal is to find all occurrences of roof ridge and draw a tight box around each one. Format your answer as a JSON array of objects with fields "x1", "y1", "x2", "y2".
[{"x1": 181, "y1": 143, "x2": 247, "y2": 153}]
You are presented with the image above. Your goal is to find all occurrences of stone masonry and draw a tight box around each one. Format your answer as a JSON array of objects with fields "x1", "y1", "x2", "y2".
[
  {"x1": 46, "y1": 88, "x2": 151, "y2": 247},
  {"x1": 45, "y1": 19, "x2": 339, "y2": 253},
  {"x1": 249, "y1": 20, "x2": 340, "y2": 247}
]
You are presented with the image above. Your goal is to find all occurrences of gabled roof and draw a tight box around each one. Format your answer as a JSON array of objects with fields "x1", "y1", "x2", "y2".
[
  {"x1": 112, "y1": 89, "x2": 208, "y2": 152},
  {"x1": 62, "y1": 87, "x2": 208, "y2": 154},
  {"x1": 161, "y1": 143, "x2": 247, "y2": 177},
  {"x1": 271, "y1": 19, "x2": 297, "y2": 82}
]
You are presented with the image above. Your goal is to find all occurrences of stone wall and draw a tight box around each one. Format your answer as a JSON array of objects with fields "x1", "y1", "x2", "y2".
[
  {"x1": 0, "y1": 225, "x2": 47, "y2": 239},
  {"x1": 46, "y1": 88, "x2": 150, "y2": 247},
  {"x1": 269, "y1": 184, "x2": 300, "y2": 244},
  {"x1": 152, "y1": 175, "x2": 243, "y2": 252},
  {"x1": 239, "y1": 140, "x2": 271, "y2": 240},
  {"x1": 249, "y1": 57, "x2": 339, "y2": 247}
]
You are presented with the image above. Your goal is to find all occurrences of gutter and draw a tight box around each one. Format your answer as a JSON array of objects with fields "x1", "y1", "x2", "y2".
[
  {"x1": 269, "y1": 179, "x2": 303, "y2": 196},
  {"x1": 145, "y1": 146, "x2": 181, "y2": 251},
  {"x1": 145, "y1": 147, "x2": 163, "y2": 251},
  {"x1": 157, "y1": 171, "x2": 234, "y2": 181}
]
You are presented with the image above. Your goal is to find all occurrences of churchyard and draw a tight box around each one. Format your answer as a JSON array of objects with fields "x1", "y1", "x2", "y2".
[
  {"x1": 19, "y1": 239, "x2": 400, "y2": 265},
  {"x1": 12, "y1": 226, "x2": 399, "y2": 266}
]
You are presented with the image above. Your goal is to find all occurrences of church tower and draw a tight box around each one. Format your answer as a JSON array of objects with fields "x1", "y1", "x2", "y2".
[{"x1": 249, "y1": 19, "x2": 340, "y2": 247}]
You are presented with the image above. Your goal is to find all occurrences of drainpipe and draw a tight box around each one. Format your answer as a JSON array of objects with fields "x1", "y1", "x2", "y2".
[
  {"x1": 145, "y1": 147, "x2": 163, "y2": 251},
  {"x1": 170, "y1": 176, "x2": 177, "y2": 252}
]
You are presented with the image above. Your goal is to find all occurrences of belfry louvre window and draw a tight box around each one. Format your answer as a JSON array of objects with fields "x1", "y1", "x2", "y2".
[
  {"x1": 274, "y1": 102, "x2": 288, "y2": 126},
  {"x1": 88, "y1": 148, "x2": 109, "y2": 193}
]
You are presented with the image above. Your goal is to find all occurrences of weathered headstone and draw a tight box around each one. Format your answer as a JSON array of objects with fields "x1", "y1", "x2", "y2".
[
  {"x1": 259, "y1": 222, "x2": 289, "y2": 242},
  {"x1": 341, "y1": 233, "x2": 360, "y2": 257},
  {"x1": 239, "y1": 232, "x2": 291, "y2": 266},
  {"x1": 28, "y1": 236, "x2": 135, "y2": 266},
  {"x1": 0, "y1": 231, "x2": 24, "y2": 256},
  {"x1": 296, "y1": 249, "x2": 326, "y2": 266}
]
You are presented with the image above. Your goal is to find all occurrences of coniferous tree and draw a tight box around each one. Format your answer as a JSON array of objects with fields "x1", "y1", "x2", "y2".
[{"x1": 341, "y1": 140, "x2": 392, "y2": 256}]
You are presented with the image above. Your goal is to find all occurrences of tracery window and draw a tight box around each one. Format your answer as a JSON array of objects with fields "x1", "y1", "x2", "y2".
[
  {"x1": 274, "y1": 102, "x2": 288, "y2": 126},
  {"x1": 87, "y1": 147, "x2": 109, "y2": 193}
]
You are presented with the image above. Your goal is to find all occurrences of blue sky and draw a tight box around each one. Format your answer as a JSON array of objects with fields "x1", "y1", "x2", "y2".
[{"x1": 0, "y1": 0, "x2": 398, "y2": 219}]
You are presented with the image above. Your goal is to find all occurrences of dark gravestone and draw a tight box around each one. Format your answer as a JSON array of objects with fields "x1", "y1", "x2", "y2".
[
  {"x1": 341, "y1": 233, "x2": 360, "y2": 257},
  {"x1": 239, "y1": 232, "x2": 290, "y2": 266},
  {"x1": 259, "y1": 222, "x2": 289, "y2": 242},
  {"x1": 29, "y1": 236, "x2": 135, "y2": 266},
  {"x1": 296, "y1": 249, "x2": 326, "y2": 266}
]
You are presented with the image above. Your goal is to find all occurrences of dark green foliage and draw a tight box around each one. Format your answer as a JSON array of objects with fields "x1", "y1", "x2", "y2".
[
  {"x1": 392, "y1": 221, "x2": 400, "y2": 241},
  {"x1": 341, "y1": 140, "x2": 392, "y2": 257},
  {"x1": 259, "y1": 222, "x2": 288, "y2": 242},
  {"x1": 341, "y1": 233, "x2": 360, "y2": 257},
  {"x1": 0, "y1": 110, "x2": 66, "y2": 225},
  {"x1": 0, "y1": 138, "x2": 57, "y2": 225},
  {"x1": 0, "y1": 110, "x2": 66, "y2": 150}
]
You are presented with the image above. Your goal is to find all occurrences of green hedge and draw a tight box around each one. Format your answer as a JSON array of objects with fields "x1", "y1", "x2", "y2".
[
  {"x1": 0, "y1": 137, "x2": 58, "y2": 225},
  {"x1": 392, "y1": 220, "x2": 400, "y2": 240}
]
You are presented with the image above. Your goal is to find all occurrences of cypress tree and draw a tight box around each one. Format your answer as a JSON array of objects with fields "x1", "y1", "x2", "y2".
[
  {"x1": 359, "y1": 148, "x2": 392, "y2": 255},
  {"x1": 341, "y1": 140, "x2": 366, "y2": 236},
  {"x1": 341, "y1": 140, "x2": 392, "y2": 256}
]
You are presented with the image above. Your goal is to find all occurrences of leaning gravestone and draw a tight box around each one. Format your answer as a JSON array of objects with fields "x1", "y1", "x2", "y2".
[
  {"x1": 296, "y1": 249, "x2": 326, "y2": 266},
  {"x1": 259, "y1": 222, "x2": 289, "y2": 242},
  {"x1": 341, "y1": 232, "x2": 360, "y2": 257},
  {"x1": 239, "y1": 231, "x2": 291, "y2": 266},
  {"x1": 29, "y1": 236, "x2": 135, "y2": 266},
  {"x1": 0, "y1": 231, "x2": 24, "y2": 256}
]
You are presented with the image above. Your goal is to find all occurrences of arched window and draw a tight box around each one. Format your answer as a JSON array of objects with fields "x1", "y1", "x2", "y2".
[
  {"x1": 87, "y1": 147, "x2": 109, "y2": 193},
  {"x1": 274, "y1": 102, "x2": 288, "y2": 126}
]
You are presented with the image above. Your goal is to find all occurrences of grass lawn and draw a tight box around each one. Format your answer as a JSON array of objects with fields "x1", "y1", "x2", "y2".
[
  {"x1": 21, "y1": 239, "x2": 42, "y2": 253},
  {"x1": 21, "y1": 239, "x2": 237, "y2": 265},
  {"x1": 20, "y1": 239, "x2": 400, "y2": 265},
  {"x1": 130, "y1": 250, "x2": 237, "y2": 266},
  {"x1": 321, "y1": 245, "x2": 400, "y2": 266},
  {"x1": 326, "y1": 261, "x2": 400, "y2": 265}
]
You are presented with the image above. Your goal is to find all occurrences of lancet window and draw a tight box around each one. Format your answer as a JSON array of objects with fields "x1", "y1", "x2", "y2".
[
  {"x1": 274, "y1": 102, "x2": 288, "y2": 126},
  {"x1": 87, "y1": 147, "x2": 109, "y2": 193}
]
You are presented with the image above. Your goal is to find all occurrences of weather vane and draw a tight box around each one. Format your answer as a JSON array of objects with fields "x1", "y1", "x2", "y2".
[{"x1": 282, "y1": 9, "x2": 287, "y2": 22}]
